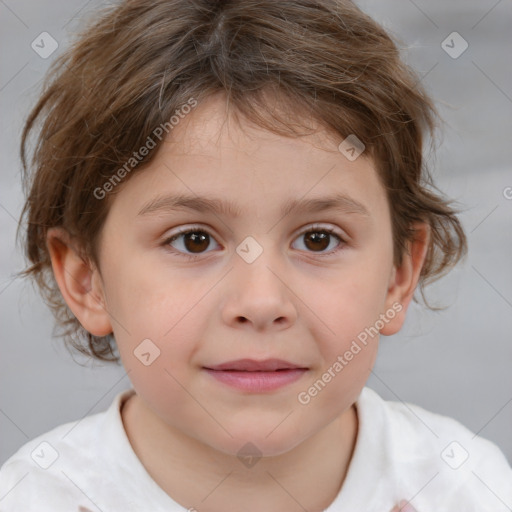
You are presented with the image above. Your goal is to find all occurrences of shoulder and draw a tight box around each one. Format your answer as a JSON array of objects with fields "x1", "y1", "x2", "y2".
[
  {"x1": 357, "y1": 387, "x2": 512, "y2": 510},
  {"x1": 0, "y1": 389, "x2": 135, "y2": 511}
]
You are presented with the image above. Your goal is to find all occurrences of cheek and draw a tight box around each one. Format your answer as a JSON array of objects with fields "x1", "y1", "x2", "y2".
[
  {"x1": 102, "y1": 245, "x2": 205, "y2": 335},
  {"x1": 102, "y1": 255, "x2": 210, "y2": 384},
  {"x1": 113, "y1": 298, "x2": 207, "y2": 423},
  {"x1": 312, "y1": 262, "x2": 391, "y2": 346},
  {"x1": 302, "y1": 259, "x2": 390, "y2": 399},
  {"x1": 297, "y1": 283, "x2": 382, "y2": 417}
]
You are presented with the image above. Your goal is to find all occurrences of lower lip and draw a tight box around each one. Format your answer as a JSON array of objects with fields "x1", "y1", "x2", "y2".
[{"x1": 203, "y1": 368, "x2": 308, "y2": 392}]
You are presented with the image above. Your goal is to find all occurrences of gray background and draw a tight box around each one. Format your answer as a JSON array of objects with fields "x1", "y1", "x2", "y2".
[{"x1": 1, "y1": 0, "x2": 511, "y2": 469}]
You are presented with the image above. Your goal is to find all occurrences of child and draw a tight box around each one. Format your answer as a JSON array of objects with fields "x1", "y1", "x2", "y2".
[{"x1": 1, "y1": 0, "x2": 511, "y2": 510}]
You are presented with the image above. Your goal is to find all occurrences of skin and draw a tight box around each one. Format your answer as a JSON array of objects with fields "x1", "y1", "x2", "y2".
[{"x1": 47, "y1": 93, "x2": 429, "y2": 512}]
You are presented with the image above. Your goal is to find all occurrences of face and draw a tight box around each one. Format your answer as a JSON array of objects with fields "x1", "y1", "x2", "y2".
[{"x1": 92, "y1": 94, "x2": 404, "y2": 456}]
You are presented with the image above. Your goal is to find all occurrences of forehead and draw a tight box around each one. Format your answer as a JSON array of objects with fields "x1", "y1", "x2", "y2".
[
  {"x1": 166, "y1": 93, "x2": 341, "y2": 156},
  {"x1": 106, "y1": 94, "x2": 389, "y2": 225}
]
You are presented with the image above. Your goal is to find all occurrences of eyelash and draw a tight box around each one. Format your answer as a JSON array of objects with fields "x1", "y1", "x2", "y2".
[{"x1": 162, "y1": 224, "x2": 347, "y2": 261}]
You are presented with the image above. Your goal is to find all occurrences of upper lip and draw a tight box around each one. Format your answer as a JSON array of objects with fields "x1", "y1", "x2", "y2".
[{"x1": 204, "y1": 358, "x2": 308, "y2": 371}]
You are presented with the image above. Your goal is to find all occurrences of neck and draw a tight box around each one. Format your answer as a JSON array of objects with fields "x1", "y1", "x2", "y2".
[{"x1": 121, "y1": 393, "x2": 358, "y2": 512}]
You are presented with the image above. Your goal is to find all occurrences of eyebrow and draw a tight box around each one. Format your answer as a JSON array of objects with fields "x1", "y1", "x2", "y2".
[{"x1": 137, "y1": 192, "x2": 371, "y2": 219}]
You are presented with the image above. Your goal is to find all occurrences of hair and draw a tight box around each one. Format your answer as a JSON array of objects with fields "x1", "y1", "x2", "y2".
[{"x1": 18, "y1": 0, "x2": 467, "y2": 363}]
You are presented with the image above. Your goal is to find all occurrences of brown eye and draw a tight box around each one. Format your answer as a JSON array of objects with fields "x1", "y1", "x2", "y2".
[
  {"x1": 304, "y1": 231, "x2": 330, "y2": 251},
  {"x1": 182, "y1": 232, "x2": 210, "y2": 253},
  {"x1": 292, "y1": 227, "x2": 344, "y2": 254},
  {"x1": 164, "y1": 225, "x2": 345, "y2": 260},
  {"x1": 165, "y1": 228, "x2": 220, "y2": 257}
]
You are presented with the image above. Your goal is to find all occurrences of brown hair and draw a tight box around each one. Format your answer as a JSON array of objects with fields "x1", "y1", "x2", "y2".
[{"x1": 18, "y1": 0, "x2": 467, "y2": 363}]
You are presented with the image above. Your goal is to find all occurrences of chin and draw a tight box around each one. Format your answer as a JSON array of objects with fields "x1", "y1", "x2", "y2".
[{"x1": 203, "y1": 424, "x2": 310, "y2": 460}]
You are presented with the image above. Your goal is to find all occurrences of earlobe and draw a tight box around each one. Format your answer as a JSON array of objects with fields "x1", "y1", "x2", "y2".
[
  {"x1": 380, "y1": 222, "x2": 430, "y2": 336},
  {"x1": 46, "y1": 227, "x2": 113, "y2": 337}
]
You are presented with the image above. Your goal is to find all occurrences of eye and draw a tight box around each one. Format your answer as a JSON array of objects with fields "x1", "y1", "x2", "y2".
[
  {"x1": 163, "y1": 226, "x2": 220, "y2": 259},
  {"x1": 291, "y1": 225, "x2": 345, "y2": 255},
  {"x1": 163, "y1": 224, "x2": 346, "y2": 260}
]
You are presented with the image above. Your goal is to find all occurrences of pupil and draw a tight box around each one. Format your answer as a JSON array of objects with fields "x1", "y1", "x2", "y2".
[
  {"x1": 185, "y1": 232, "x2": 209, "y2": 253},
  {"x1": 306, "y1": 232, "x2": 329, "y2": 251},
  {"x1": 182, "y1": 231, "x2": 331, "y2": 254}
]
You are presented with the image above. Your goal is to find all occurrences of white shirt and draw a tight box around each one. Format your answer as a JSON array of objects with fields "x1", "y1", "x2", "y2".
[{"x1": 1, "y1": 386, "x2": 511, "y2": 511}]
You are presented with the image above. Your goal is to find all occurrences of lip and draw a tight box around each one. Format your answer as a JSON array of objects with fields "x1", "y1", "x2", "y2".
[
  {"x1": 204, "y1": 358, "x2": 307, "y2": 371},
  {"x1": 203, "y1": 359, "x2": 308, "y2": 392}
]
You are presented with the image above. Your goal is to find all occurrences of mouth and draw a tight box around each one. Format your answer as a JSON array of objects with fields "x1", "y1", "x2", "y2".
[
  {"x1": 202, "y1": 359, "x2": 309, "y2": 392},
  {"x1": 204, "y1": 358, "x2": 308, "y2": 372}
]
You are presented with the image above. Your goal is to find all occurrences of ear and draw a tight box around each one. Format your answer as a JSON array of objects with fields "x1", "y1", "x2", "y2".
[
  {"x1": 46, "y1": 227, "x2": 112, "y2": 337},
  {"x1": 380, "y1": 222, "x2": 430, "y2": 336}
]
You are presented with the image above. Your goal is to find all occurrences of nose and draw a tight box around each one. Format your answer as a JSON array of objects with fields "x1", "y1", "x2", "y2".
[{"x1": 220, "y1": 248, "x2": 298, "y2": 332}]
